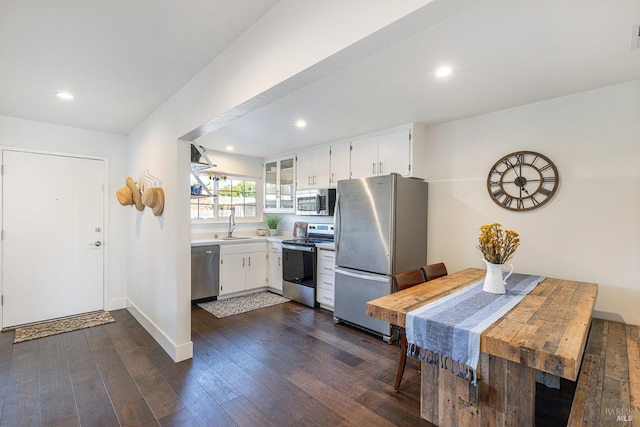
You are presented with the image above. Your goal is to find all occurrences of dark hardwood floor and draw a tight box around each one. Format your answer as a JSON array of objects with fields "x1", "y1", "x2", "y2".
[{"x1": 0, "y1": 301, "x2": 575, "y2": 426}]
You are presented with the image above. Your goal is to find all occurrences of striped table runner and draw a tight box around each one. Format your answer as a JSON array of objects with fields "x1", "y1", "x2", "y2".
[{"x1": 406, "y1": 273, "x2": 545, "y2": 383}]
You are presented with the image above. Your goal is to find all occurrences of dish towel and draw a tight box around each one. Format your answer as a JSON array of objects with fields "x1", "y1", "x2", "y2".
[{"x1": 405, "y1": 273, "x2": 545, "y2": 384}]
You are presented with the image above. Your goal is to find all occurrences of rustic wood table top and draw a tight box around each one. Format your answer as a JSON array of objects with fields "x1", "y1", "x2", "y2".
[{"x1": 366, "y1": 268, "x2": 598, "y2": 381}]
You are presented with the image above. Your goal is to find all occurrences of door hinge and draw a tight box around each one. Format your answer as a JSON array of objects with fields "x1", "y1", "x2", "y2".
[
  {"x1": 1, "y1": 164, "x2": 4, "y2": 175},
  {"x1": 1, "y1": 230, "x2": 3, "y2": 241},
  {"x1": 1, "y1": 295, "x2": 3, "y2": 306},
  {"x1": 409, "y1": 132, "x2": 412, "y2": 141}
]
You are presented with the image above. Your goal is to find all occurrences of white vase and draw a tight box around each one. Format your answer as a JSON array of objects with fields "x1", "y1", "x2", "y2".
[
  {"x1": 269, "y1": 229, "x2": 278, "y2": 236},
  {"x1": 481, "y1": 259, "x2": 513, "y2": 294}
]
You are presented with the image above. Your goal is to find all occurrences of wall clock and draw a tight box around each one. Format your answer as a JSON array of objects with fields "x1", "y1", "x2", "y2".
[{"x1": 487, "y1": 151, "x2": 559, "y2": 211}]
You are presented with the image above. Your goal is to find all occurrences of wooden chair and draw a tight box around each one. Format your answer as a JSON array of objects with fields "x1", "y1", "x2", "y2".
[
  {"x1": 421, "y1": 262, "x2": 448, "y2": 281},
  {"x1": 391, "y1": 268, "x2": 427, "y2": 391},
  {"x1": 393, "y1": 263, "x2": 449, "y2": 391}
]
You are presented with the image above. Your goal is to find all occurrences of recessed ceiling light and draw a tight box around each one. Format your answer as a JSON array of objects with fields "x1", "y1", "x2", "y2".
[
  {"x1": 226, "y1": 145, "x2": 234, "y2": 151},
  {"x1": 55, "y1": 91, "x2": 74, "y2": 100},
  {"x1": 296, "y1": 120, "x2": 307, "y2": 128},
  {"x1": 435, "y1": 66, "x2": 452, "y2": 78}
]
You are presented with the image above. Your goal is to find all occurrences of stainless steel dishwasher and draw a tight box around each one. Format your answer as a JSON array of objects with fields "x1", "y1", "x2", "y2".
[{"x1": 191, "y1": 245, "x2": 220, "y2": 301}]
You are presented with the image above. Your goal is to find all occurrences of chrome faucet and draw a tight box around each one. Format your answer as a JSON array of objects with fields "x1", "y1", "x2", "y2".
[{"x1": 228, "y1": 212, "x2": 236, "y2": 237}]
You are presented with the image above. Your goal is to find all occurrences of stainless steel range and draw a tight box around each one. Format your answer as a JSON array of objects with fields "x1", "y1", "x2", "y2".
[{"x1": 282, "y1": 223, "x2": 334, "y2": 307}]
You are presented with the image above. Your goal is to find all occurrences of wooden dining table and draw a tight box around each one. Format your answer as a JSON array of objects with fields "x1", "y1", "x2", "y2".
[{"x1": 366, "y1": 268, "x2": 598, "y2": 426}]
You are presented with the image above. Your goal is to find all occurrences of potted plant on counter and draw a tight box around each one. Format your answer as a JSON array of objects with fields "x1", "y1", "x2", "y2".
[{"x1": 264, "y1": 214, "x2": 283, "y2": 236}]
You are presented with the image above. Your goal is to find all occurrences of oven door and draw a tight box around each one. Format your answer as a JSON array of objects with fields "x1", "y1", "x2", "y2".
[{"x1": 282, "y1": 244, "x2": 316, "y2": 287}]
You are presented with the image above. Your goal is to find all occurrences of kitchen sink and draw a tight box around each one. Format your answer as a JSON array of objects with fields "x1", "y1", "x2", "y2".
[{"x1": 221, "y1": 236, "x2": 253, "y2": 240}]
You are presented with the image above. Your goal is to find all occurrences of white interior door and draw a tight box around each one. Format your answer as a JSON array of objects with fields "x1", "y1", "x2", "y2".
[{"x1": 2, "y1": 150, "x2": 104, "y2": 327}]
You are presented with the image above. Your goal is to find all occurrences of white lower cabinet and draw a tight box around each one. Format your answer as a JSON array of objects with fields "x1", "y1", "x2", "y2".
[
  {"x1": 316, "y1": 248, "x2": 335, "y2": 310},
  {"x1": 267, "y1": 241, "x2": 283, "y2": 294},
  {"x1": 220, "y1": 242, "x2": 267, "y2": 296}
]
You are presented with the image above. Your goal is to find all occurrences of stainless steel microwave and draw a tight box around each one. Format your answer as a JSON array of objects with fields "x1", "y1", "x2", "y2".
[{"x1": 295, "y1": 188, "x2": 336, "y2": 216}]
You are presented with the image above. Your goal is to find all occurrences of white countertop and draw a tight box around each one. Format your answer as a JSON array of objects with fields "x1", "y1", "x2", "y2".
[
  {"x1": 191, "y1": 235, "x2": 287, "y2": 247},
  {"x1": 191, "y1": 233, "x2": 334, "y2": 250}
]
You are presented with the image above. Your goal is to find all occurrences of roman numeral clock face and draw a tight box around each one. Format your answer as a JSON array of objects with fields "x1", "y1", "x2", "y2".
[{"x1": 487, "y1": 151, "x2": 559, "y2": 211}]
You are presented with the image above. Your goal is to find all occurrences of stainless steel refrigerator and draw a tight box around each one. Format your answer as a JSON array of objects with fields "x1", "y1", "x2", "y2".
[{"x1": 333, "y1": 173, "x2": 428, "y2": 342}]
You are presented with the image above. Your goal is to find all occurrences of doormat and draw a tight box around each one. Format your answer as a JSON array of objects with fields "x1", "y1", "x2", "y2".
[
  {"x1": 197, "y1": 291, "x2": 290, "y2": 318},
  {"x1": 12, "y1": 311, "x2": 115, "y2": 344}
]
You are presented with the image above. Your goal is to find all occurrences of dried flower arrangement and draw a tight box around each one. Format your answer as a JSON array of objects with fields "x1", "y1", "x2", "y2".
[{"x1": 477, "y1": 223, "x2": 520, "y2": 264}]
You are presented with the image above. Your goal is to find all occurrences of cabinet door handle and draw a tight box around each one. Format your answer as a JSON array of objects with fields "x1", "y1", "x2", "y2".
[
  {"x1": 278, "y1": 256, "x2": 281, "y2": 267},
  {"x1": 248, "y1": 256, "x2": 251, "y2": 267},
  {"x1": 372, "y1": 162, "x2": 376, "y2": 174},
  {"x1": 379, "y1": 162, "x2": 383, "y2": 174},
  {"x1": 243, "y1": 257, "x2": 245, "y2": 267}
]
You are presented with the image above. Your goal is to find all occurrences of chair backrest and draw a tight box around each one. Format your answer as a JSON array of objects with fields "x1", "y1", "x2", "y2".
[
  {"x1": 392, "y1": 268, "x2": 427, "y2": 292},
  {"x1": 421, "y1": 262, "x2": 448, "y2": 281}
]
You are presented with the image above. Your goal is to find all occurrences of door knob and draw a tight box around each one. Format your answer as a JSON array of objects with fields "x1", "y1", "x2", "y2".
[{"x1": 89, "y1": 241, "x2": 102, "y2": 247}]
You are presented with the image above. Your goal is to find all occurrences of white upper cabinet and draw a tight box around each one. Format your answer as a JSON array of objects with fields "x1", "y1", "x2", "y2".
[
  {"x1": 329, "y1": 139, "x2": 350, "y2": 187},
  {"x1": 264, "y1": 156, "x2": 295, "y2": 213},
  {"x1": 296, "y1": 146, "x2": 330, "y2": 189},
  {"x1": 263, "y1": 123, "x2": 425, "y2": 199},
  {"x1": 377, "y1": 129, "x2": 411, "y2": 176},
  {"x1": 350, "y1": 124, "x2": 426, "y2": 180},
  {"x1": 350, "y1": 135, "x2": 382, "y2": 179}
]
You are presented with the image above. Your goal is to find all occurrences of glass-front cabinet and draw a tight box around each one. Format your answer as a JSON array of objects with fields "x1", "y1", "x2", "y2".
[{"x1": 264, "y1": 156, "x2": 295, "y2": 213}]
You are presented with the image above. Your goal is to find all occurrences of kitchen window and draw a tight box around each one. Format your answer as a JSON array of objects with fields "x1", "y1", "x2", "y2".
[{"x1": 191, "y1": 173, "x2": 257, "y2": 220}]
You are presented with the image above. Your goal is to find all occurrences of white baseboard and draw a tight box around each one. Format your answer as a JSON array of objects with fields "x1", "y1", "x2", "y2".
[{"x1": 125, "y1": 299, "x2": 193, "y2": 362}]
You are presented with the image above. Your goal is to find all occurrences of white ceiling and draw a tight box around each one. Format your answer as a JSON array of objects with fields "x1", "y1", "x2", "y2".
[
  {"x1": 197, "y1": 0, "x2": 640, "y2": 157},
  {"x1": 1, "y1": 0, "x2": 639, "y2": 157},
  {"x1": 0, "y1": 0, "x2": 279, "y2": 134}
]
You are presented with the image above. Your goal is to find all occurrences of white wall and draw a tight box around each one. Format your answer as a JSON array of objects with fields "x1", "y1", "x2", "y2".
[
  {"x1": 0, "y1": 115, "x2": 129, "y2": 317},
  {"x1": 424, "y1": 80, "x2": 640, "y2": 325}
]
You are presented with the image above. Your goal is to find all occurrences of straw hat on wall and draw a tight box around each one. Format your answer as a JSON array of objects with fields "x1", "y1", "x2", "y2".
[
  {"x1": 116, "y1": 186, "x2": 133, "y2": 206},
  {"x1": 142, "y1": 187, "x2": 165, "y2": 217},
  {"x1": 126, "y1": 177, "x2": 144, "y2": 211}
]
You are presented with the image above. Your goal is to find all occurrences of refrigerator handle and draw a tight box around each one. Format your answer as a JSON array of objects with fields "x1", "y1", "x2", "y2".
[
  {"x1": 316, "y1": 193, "x2": 321, "y2": 214},
  {"x1": 335, "y1": 267, "x2": 389, "y2": 283},
  {"x1": 334, "y1": 192, "x2": 341, "y2": 255}
]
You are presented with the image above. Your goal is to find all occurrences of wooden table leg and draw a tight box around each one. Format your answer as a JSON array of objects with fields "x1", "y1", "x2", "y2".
[{"x1": 420, "y1": 353, "x2": 536, "y2": 426}]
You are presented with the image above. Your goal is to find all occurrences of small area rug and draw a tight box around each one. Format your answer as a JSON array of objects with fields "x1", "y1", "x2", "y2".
[
  {"x1": 12, "y1": 311, "x2": 115, "y2": 343},
  {"x1": 197, "y1": 291, "x2": 290, "y2": 318}
]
